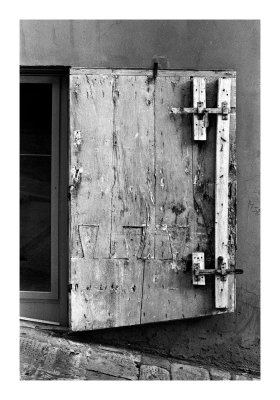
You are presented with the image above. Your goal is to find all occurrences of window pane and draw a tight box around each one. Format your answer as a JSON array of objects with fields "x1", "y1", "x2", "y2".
[
  {"x1": 20, "y1": 83, "x2": 52, "y2": 292},
  {"x1": 20, "y1": 83, "x2": 52, "y2": 155}
]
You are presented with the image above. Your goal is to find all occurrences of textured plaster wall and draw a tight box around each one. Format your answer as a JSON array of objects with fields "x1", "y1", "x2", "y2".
[{"x1": 20, "y1": 20, "x2": 260, "y2": 374}]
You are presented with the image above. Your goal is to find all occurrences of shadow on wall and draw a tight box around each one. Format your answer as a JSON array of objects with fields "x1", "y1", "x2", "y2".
[{"x1": 67, "y1": 292, "x2": 259, "y2": 375}]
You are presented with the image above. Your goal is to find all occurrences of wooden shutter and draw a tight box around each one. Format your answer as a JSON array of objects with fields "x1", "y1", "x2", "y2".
[{"x1": 69, "y1": 69, "x2": 237, "y2": 331}]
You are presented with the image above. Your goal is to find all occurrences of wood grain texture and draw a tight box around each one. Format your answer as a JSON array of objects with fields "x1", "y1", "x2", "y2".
[
  {"x1": 70, "y1": 259, "x2": 143, "y2": 331},
  {"x1": 69, "y1": 73, "x2": 147, "y2": 330},
  {"x1": 228, "y1": 78, "x2": 237, "y2": 273},
  {"x1": 69, "y1": 69, "x2": 237, "y2": 330},
  {"x1": 215, "y1": 78, "x2": 233, "y2": 309},
  {"x1": 192, "y1": 78, "x2": 217, "y2": 262},
  {"x1": 110, "y1": 75, "x2": 155, "y2": 260},
  {"x1": 69, "y1": 74, "x2": 114, "y2": 259},
  {"x1": 227, "y1": 80, "x2": 237, "y2": 312},
  {"x1": 70, "y1": 68, "x2": 236, "y2": 79},
  {"x1": 141, "y1": 75, "x2": 220, "y2": 323},
  {"x1": 154, "y1": 75, "x2": 195, "y2": 262},
  {"x1": 193, "y1": 77, "x2": 207, "y2": 140},
  {"x1": 141, "y1": 260, "x2": 214, "y2": 324}
]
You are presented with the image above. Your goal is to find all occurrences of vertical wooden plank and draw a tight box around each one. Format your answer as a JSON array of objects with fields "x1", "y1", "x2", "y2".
[
  {"x1": 69, "y1": 73, "x2": 116, "y2": 330},
  {"x1": 111, "y1": 75, "x2": 155, "y2": 259},
  {"x1": 227, "y1": 77, "x2": 237, "y2": 311},
  {"x1": 215, "y1": 77, "x2": 232, "y2": 309},
  {"x1": 69, "y1": 72, "x2": 149, "y2": 330},
  {"x1": 191, "y1": 76, "x2": 216, "y2": 266},
  {"x1": 193, "y1": 77, "x2": 207, "y2": 140},
  {"x1": 154, "y1": 76, "x2": 196, "y2": 261},
  {"x1": 141, "y1": 75, "x2": 216, "y2": 323},
  {"x1": 69, "y1": 74, "x2": 114, "y2": 259},
  {"x1": 192, "y1": 77, "x2": 217, "y2": 261}
]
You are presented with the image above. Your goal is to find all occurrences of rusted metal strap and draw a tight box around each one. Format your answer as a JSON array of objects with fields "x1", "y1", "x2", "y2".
[{"x1": 193, "y1": 266, "x2": 243, "y2": 280}]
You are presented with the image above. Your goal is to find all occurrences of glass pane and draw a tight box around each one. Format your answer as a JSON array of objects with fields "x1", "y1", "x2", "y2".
[
  {"x1": 20, "y1": 83, "x2": 52, "y2": 292},
  {"x1": 20, "y1": 83, "x2": 52, "y2": 155}
]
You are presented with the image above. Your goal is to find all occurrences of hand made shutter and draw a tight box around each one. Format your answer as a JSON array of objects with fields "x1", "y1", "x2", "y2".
[{"x1": 69, "y1": 69, "x2": 237, "y2": 331}]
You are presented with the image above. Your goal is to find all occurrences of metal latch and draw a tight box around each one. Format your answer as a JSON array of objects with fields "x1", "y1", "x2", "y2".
[
  {"x1": 196, "y1": 101, "x2": 209, "y2": 128},
  {"x1": 192, "y1": 252, "x2": 205, "y2": 285},
  {"x1": 221, "y1": 101, "x2": 229, "y2": 120},
  {"x1": 192, "y1": 253, "x2": 243, "y2": 285},
  {"x1": 170, "y1": 76, "x2": 233, "y2": 141},
  {"x1": 170, "y1": 101, "x2": 230, "y2": 121}
]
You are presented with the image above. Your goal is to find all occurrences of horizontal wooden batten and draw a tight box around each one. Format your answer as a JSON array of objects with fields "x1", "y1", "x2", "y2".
[{"x1": 70, "y1": 68, "x2": 236, "y2": 78}]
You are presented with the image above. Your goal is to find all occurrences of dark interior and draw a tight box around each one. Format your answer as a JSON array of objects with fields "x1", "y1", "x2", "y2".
[{"x1": 20, "y1": 83, "x2": 52, "y2": 292}]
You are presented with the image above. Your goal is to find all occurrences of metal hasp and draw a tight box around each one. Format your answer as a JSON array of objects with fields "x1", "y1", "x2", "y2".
[
  {"x1": 192, "y1": 252, "x2": 205, "y2": 286},
  {"x1": 192, "y1": 254, "x2": 243, "y2": 282},
  {"x1": 170, "y1": 77, "x2": 231, "y2": 140}
]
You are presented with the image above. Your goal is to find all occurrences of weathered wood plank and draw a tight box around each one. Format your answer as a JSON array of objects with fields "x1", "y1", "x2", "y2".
[
  {"x1": 111, "y1": 75, "x2": 155, "y2": 259},
  {"x1": 69, "y1": 69, "x2": 237, "y2": 330},
  {"x1": 227, "y1": 103, "x2": 237, "y2": 312},
  {"x1": 192, "y1": 77, "x2": 217, "y2": 262},
  {"x1": 215, "y1": 78, "x2": 232, "y2": 309},
  {"x1": 70, "y1": 68, "x2": 236, "y2": 79},
  {"x1": 70, "y1": 69, "x2": 151, "y2": 76},
  {"x1": 69, "y1": 74, "x2": 114, "y2": 259},
  {"x1": 70, "y1": 259, "x2": 144, "y2": 331},
  {"x1": 141, "y1": 75, "x2": 216, "y2": 323},
  {"x1": 154, "y1": 76, "x2": 194, "y2": 234},
  {"x1": 157, "y1": 70, "x2": 236, "y2": 78},
  {"x1": 193, "y1": 77, "x2": 207, "y2": 140},
  {"x1": 141, "y1": 260, "x2": 214, "y2": 324}
]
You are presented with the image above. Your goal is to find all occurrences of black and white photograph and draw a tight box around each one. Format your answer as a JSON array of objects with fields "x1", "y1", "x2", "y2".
[
  {"x1": 17, "y1": 18, "x2": 261, "y2": 382},
  {"x1": 2, "y1": 5, "x2": 272, "y2": 390}
]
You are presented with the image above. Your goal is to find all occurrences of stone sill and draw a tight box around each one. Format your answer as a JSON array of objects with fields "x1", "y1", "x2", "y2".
[{"x1": 20, "y1": 320, "x2": 260, "y2": 381}]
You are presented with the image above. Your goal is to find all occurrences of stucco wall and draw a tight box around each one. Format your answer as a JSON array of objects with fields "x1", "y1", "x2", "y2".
[{"x1": 20, "y1": 20, "x2": 260, "y2": 374}]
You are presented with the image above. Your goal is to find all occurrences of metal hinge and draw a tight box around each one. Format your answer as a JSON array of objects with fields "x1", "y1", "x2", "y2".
[{"x1": 192, "y1": 253, "x2": 243, "y2": 285}]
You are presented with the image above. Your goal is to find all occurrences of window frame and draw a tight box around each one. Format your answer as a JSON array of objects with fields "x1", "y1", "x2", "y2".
[{"x1": 20, "y1": 75, "x2": 60, "y2": 300}]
